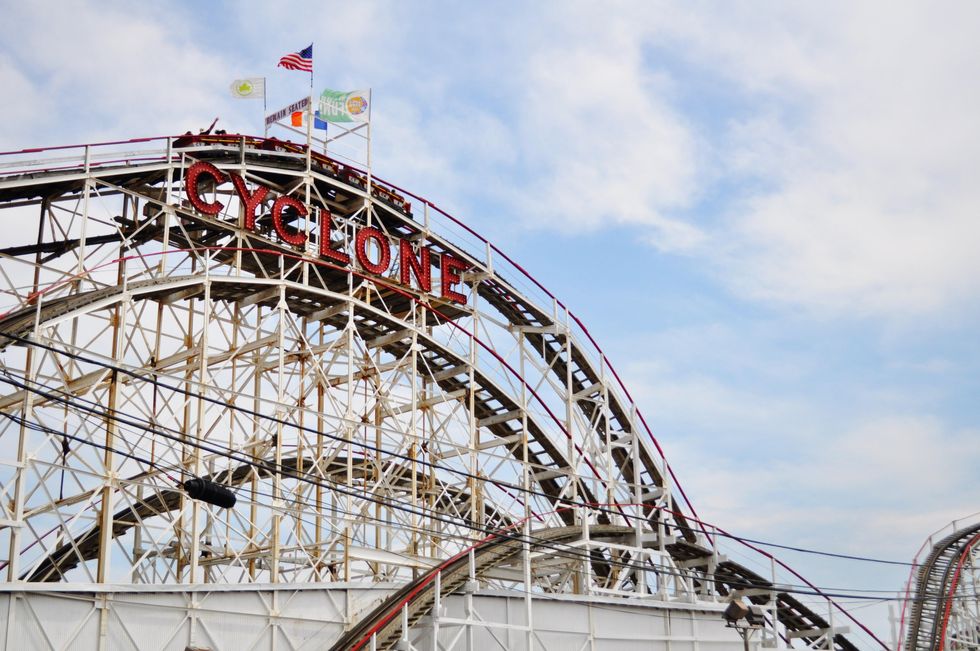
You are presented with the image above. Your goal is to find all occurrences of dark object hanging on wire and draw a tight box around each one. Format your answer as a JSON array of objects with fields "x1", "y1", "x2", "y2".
[{"x1": 183, "y1": 477, "x2": 237, "y2": 508}]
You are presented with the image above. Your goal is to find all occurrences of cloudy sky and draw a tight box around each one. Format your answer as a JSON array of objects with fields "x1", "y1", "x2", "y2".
[{"x1": 2, "y1": 0, "x2": 979, "y2": 643}]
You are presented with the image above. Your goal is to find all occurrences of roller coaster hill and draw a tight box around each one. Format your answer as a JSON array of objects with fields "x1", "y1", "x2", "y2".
[{"x1": 0, "y1": 132, "x2": 892, "y2": 649}]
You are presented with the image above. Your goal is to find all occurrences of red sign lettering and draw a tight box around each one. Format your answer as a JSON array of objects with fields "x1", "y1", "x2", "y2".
[
  {"x1": 186, "y1": 162, "x2": 225, "y2": 215},
  {"x1": 184, "y1": 161, "x2": 470, "y2": 305},
  {"x1": 399, "y1": 239, "x2": 431, "y2": 293},
  {"x1": 319, "y1": 209, "x2": 351, "y2": 265},
  {"x1": 440, "y1": 254, "x2": 469, "y2": 304},
  {"x1": 272, "y1": 195, "x2": 308, "y2": 246},
  {"x1": 355, "y1": 227, "x2": 391, "y2": 275},
  {"x1": 230, "y1": 173, "x2": 268, "y2": 230}
]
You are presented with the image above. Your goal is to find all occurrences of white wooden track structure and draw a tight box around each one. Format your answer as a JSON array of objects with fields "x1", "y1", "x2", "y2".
[
  {"x1": 901, "y1": 519, "x2": 980, "y2": 651},
  {"x1": 0, "y1": 135, "x2": 873, "y2": 650}
]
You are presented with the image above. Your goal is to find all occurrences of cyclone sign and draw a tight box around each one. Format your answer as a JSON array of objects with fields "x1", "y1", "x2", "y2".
[{"x1": 184, "y1": 161, "x2": 469, "y2": 304}]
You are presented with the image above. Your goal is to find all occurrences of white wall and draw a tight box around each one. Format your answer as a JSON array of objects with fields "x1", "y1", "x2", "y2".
[{"x1": 0, "y1": 584, "x2": 750, "y2": 650}]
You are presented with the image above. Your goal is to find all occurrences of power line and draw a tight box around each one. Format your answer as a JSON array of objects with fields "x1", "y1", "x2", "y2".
[
  {"x1": 0, "y1": 330, "x2": 919, "y2": 568},
  {"x1": 0, "y1": 334, "x2": 904, "y2": 647},
  {"x1": 13, "y1": 403, "x2": 972, "y2": 607},
  {"x1": 0, "y1": 371, "x2": 952, "y2": 605}
]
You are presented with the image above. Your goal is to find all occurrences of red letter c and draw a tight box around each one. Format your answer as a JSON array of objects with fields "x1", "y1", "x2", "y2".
[
  {"x1": 272, "y1": 195, "x2": 308, "y2": 246},
  {"x1": 185, "y1": 161, "x2": 226, "y2": 215}
]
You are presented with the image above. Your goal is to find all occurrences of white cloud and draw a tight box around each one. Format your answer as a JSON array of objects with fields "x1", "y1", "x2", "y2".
[
  {"x1": 504, "y1": 10, "x2": 706, "y2": 251},
  {"x1": 624, "y1": 360, "x2": 812, "y2": 440},
  {"x1": 0, "y1": 56, "x2": 50, "y2": 150},
  {"x1": 675, "y1": 414, "x2": 980, "y2": 550},
  {"x1": 372, "y1": 98, "x2": 516, "y2": 218},
  {"x1": 6, "y1": 2, "x2": 979, "y2": 319},
  {"x1": 0, "y1": 2, "x2": 239, "y2": 143},
  {"x1": 442, "y1": 2, "x2": 980, "y2": 316},
  {"x1": 617, "y1": 322, "x2": 979, "y2": 607},
  {"x1": 723, "y1": 181, "x2": 980, "y2": 315},
  {"x1": 681, "y1": 3, "x2": 980, "y2": 317}
]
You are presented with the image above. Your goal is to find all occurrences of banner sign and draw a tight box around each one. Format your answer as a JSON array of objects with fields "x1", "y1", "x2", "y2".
[
  {"x1": 318, "y1": 89, "x2": 370, "y2": 123},
  {"x1": 265, "y1": 97, "x2": 310, "y2": 127}
]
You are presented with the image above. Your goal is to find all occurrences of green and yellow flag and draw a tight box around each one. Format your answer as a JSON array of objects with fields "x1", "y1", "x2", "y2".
[{"x1": 318, "y1": 89, "x2": 370, "y2": 123}]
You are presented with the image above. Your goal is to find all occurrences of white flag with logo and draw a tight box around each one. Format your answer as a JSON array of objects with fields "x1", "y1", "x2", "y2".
[{"x1": 229, "y1": 78, "x2": 265, "y2": 100}]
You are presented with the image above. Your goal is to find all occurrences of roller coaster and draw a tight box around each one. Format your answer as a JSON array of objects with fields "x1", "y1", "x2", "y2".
[
  {"x1": 903, "y1": 520, "x2": 980, "y2": 650},
  {"x1": 0, "y1": 134, "x2": 879, "y2": 649}
]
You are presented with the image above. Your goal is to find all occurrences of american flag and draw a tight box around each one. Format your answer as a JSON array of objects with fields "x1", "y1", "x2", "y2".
[{"x1": 278, "y1": 44, "x2": 313, "y2": 72}]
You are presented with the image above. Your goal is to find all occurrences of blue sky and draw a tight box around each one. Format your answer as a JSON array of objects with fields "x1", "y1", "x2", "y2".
[{"x1": 3, "y1": 0, "x2": 980, "y2": 643}]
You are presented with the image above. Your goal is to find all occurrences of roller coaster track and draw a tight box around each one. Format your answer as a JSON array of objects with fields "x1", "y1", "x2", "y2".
[
  {"x1": 904, "y1": 522, "x2": 980, "y2": 650},
  {"x1": 328, "y1": 524, "x2": 635, "y2": 651},
  {"x1": 0, "y1": 136, "x2": 866, "y2": 649},
  {"x1": 0, "y1": 279, "x2": 858, "y2": 648},
  {"x1": 330, "y1": 522, "x2": 861, "y2": 651}
]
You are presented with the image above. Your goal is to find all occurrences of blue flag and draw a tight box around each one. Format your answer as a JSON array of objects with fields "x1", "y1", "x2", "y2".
[{"x1": 314, "y1": 111, "x2": 328, "y2": 131}]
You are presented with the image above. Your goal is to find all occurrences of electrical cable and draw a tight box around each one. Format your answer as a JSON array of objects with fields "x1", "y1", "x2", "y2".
[
  {"x1": 0, "y1": 359, "x2": 901, "y2": 597},
  {"x1": 1, "y1": 369, "x2": 965, "y2": 651},
  {"x1": 0, "y1": 330, "x2": 919, "y2": 568},
  {"x1": 0, "y1": 344, "x2": 940, "y2": 651},
  {"x1": 0, "y1": 375, "x2": 959, "y2": 605},
  {"x1": 0, "y1": 335, "x2": 898, "y2": 647}
]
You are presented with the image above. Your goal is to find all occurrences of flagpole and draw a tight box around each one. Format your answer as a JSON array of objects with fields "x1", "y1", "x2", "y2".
[
  {"x1": 365, "y1": 88, "x2": 372, "y2": 215},
  {"x1": 304, "y1": 59, "x2": 314, "y2": 250},
  {"x1": 305, "y1": 52, "x2": 314, "y2": 172},
  {"x1": 263, "y1": 77, "x2": 268, "y2": 137}
]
